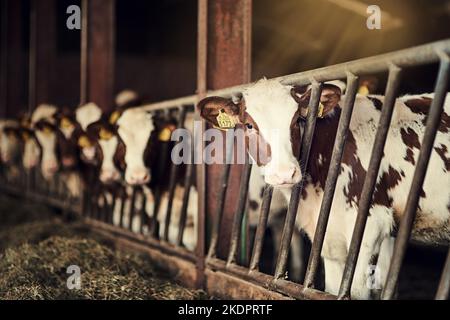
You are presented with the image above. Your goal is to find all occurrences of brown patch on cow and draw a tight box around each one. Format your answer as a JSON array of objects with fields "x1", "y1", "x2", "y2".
[
  {"x1": 340, "y1": 131, "x2": 367, "y2": 207},
  {"x1": 434, "y1": 144, "x2": 450, "y2": 172},
  {"x1": 367, "y1": 96, "x2": 383, "y2": 111},
  {"x1": 440, "y1": 112, "x2": 450, "y2": 133},
  {"x1": 404, "y1": 97, "x2": 432, "y2": 116},
  {"x1": 400, "y1": 127, "x2": 421, "y2": 165},
  {"x1": 249, "y1": 200, "x2": 259, "y2": 210},
  {"x1": 373, "y1": 166, "x2": 402, "y2": 207}
]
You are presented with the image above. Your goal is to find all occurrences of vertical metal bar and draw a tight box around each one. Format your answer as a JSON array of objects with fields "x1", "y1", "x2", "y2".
[
  {"x1": 109, "y1": 193, "x2": 117, "y2": 224},
  {"x1": 249, "y1": 184, "x2": 274, "y2": 272},
  {"x1": 128, "y1": 187, "x2": 137, "y2": 231},
  {"x1": 303, "y1": 73, "x2": 359, "y2": 289},
  {"x1": 206, "y1": 131, "x2": 235, "y2": 259},
  {"x1": 274, "y1": 81, "x2": 322, "y2": 280},
  {"x1": 80, "y1": 0, "x2": 89, "y2": 105},
  {"x1": 119, "y1": 191, "x2": 126, "y2": 228},
  {"x1": 163, "y1": 108, "x2": 187, "y2": 241},
  {"x1": 195, "y1": 0, "x2": 208, "y2": 291},
  {"x1": 227, "y1": 159, "x2": 252, "y2": 266},
  {"x1": 435, "y1": 248, "x2": 450, "y2": 300},
  {"x1": 338, "y1": 65, "x2": 402, "y2": 299},
  {"x1": 28, "y1": 0, "x2": 37, "y2": 112},
  {"x1": 176, "y1": 139, "x2": 195, "y2": 246},
  {"x1": 150, "y1": 142, "x2": 169, "y2": 237},
  {"x1": 139, "y1": 191, "x2": 147, "y2": 234},
  {"x1": 382, "y1": 53, "x2": 450, "y2": 300}
]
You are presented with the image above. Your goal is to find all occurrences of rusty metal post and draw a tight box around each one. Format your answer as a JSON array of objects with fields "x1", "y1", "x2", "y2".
[
  {"x1": 81, "y1": 0, "x2": 115, "y2": 111},
  {"x1": 1, "y1": 0, "x2": 26, "y2": 116},
  {"x1": 204, "y1": 0, "x2": 252, "y2": 260},
  {"x1": 29, "y1": 0, "x2": 56, "y2": 109}
]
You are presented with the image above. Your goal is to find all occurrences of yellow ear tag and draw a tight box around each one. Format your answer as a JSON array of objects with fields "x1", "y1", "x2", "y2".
[
  {"x1": 305, "y1": 103, "x2": 325, "y2": 119},
  {"x1": 215, "y1": 109, "x2": 236, "y2": 130},
  {"x1": 358, "y1": 85, "x2": 369, "y2": 96},
  {"x1": 158, "y1": 127, "x2": 173, "y2": 142},
  {"x1": 78, "y1": 135, "x2": 91, "y2": 148},
  {"x1": 22, "y1": 132, "x2": 30, "y2": 141},
  {"x1": 42, "y1": 126, "x2": 53, "y2": 135},
  {"x1": 99, "y1": 128, "x2": 113, "y2": 140},
  {"x1": 60, "y1": 117, "x2": 74, "y2": 129},
  {"x1": 109, "y1": 111, "x2": 121, "y2": 125}
]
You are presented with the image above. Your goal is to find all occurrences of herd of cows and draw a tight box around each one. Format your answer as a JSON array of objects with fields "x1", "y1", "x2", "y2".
[{"x1": 0, "y1": 79, "x2": 449, "y2": 299}]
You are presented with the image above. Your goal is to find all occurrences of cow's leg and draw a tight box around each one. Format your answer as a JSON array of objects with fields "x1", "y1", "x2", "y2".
[
  {"x1": 350, "y1": 206, "x2": 394, "y2": 300},
  {"x1": 289, "y1": 229, "x2": 306, "y2": 283},
  {"x1": 323, "y1": 257, "x2": 345, "y2": 296},
  {"x1": 371, "y1": 236, "x2": 395, "y2": 299}
]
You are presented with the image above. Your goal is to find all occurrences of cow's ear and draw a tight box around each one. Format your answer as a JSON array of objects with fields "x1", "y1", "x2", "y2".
[
  {"x1": 197, "y1": 96, "x2": 243, "y2": 129},
  {"x1": 291, "y1": 83, "x2": 342, "y2": 119}
]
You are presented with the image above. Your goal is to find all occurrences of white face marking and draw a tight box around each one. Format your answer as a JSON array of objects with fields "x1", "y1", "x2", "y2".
[
  {"x1": 117, "y1": 108, "x2": 154, "y2": 184},
  {"x1": 60, "y1": 125, "x2": 75, "y2": 139},
  {"x1": 99, "y1": 136, "x2": 120, "y2": 183},
  {"x1": 76, "y1": 103, "x2": 102, "y2": 131},
  {"x1": 23, "y1": 138, "x2": 41, "y2": 169},
  {"x1": 34, "y1": 130, "x2": 58, "y2": 179},
  {"x1": 243, "y1": 79, "x2": 301, "y2": 186},
  {"x1": 0, "y1": 132, "x2": 19, "y2": 163}
]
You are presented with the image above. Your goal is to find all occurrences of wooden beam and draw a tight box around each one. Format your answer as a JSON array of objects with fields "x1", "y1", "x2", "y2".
[{"x1": 81, "y1": 0, "x2": 115, "y2": 111}]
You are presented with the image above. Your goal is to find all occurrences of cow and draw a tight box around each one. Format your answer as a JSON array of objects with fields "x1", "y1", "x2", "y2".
[
  {"x1": 115, "y1": 107, "x2": 198, "y2": 250},
  {"x1": 0, "y1": 119, "x2": 22, "y2": 182},
  {"x1": 197, "y1": 78, "x2": 450, "y2": 299},
  {"x1": 30, "y1": 104, "x2": 59, "y2": 180},
  {"x1": 16, "y1": 114, "x2": 42, "y2": 170}
]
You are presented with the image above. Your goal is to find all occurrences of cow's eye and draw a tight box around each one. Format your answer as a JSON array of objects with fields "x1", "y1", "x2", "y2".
[{"x1": 245, "y1": 123, "x2": 253, "y2": 129}]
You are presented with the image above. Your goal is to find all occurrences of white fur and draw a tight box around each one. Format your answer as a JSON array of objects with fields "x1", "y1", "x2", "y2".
[
  {"x1": 76, "y1": 102, "x2": 102, "y2": 131},
  {"x1": 115, "y1": 90, "x2": 139, "y2": 108},
  {"x1": 99, "y1": 136, "x2": 120, "y2": 183},
  {"x1": 31, "y1": 104, "x2": 57, "y2": 125},
  {"x1": 117, "y1": 107, "x2": 155, "y2": 184}
]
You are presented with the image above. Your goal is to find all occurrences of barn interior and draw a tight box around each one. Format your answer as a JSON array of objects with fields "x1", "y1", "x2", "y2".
[{"x1": 0, "y1": 0, "x2": 449, "y2": 300}]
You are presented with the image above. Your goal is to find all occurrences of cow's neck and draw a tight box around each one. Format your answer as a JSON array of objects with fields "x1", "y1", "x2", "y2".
[{"x1": 305, "y1": 107, "x2": 342, "y2": 189}]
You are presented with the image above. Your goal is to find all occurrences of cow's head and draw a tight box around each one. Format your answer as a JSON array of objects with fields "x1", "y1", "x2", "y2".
[
  {"x1": 0, "y1": 121, "x2": 21, "y2": 165},
  {"x1": 116, "y1": 108, "x2": 155, "y2": 185},
  {"x1": 198, "y1": 79, "x2": 342, "y2": 186},
  {"x1": 54, "y1": 107, "x2": 84, "y2": 170},
  {"x1": 74, "y1": 102, "x2": 102, "y2": 165},
  {"x1": 15, "y1": 114, "x2": 41, "y2": 169},
  {"x1": 33, "y1": 119, "x2": 59, "y2": 179},
  {"x1": 87, "y1": 115, "x2": 125, "y2": 184}
]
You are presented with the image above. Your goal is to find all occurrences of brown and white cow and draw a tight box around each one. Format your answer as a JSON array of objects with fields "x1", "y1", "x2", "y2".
[
  {"x1": 198, "y1": 78, "x2": 450, "y2": 299},
  {"x1": 115, "y1": 107, "x2": 198, "y2": 250}
]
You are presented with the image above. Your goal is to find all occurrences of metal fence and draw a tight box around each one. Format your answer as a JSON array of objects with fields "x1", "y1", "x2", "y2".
[{"x1": 1, "y1": 39, "x2": 449, "y2": 300}]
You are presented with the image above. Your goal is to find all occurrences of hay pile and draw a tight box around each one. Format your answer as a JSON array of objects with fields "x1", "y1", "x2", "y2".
[{"x1": 0, "y1": 194, "x2": 206, "y2": 300}]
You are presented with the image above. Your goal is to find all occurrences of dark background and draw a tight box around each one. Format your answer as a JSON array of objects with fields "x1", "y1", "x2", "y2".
[{"x1": 3, "y1": 0, "x2": 450, "y2": 111}]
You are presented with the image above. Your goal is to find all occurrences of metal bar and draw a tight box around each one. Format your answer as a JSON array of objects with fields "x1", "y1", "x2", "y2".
[
  {"x1": 176, "y1": 138, "x2": 195, "y2": 247},
  {"x1": 195, "y1": 0, "x2": 208, "y2": 290},
  {"x1": 338, "y1": 65, "x2": 402, "y2": 299},
  {"x1": 80, "y1": 0, "x2": 89, "y2": 104},
  {"x1": 150, "y1": 142, "x2": 169, "y2": 238},
  {"x1": 435, "y1": 248, "x2": 450, "y2": 300},
  {"x1": 249, "y1": 184, "x2": 274, "y2": 271},
  {"x1": 382, "y1": 53, "x2": 450, "y2": 300},
  {"x1": 140, "y1": 191, "x2": 147, "y2": 235},
  {"x1": 206, "y1": 131, "x2": 235, "y2": 259},
  {"x1": 303, "y1": 72, "x2": 359, "y2": 289},
  {"x1": 208, "y1": 40, "x2": 450, "y2": 98},
  {"x1": 119, "y1": 191, "x2": 126, "y2": 228},
  {"x1": 163, "y1": 108, "x2": 187, "y2": 241},
  {"x1": 128, "y1": 187, "x2": 137, "y2": 231},
  {"x1": 209, "y1": 258, "x2": 337, "y2": 300},
  {"x1": 227, "y1": 159, "x2": 252, "y2": 266},
  {"x1": 274, "y1": 81, "x2": 322, "y2": 280}
]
